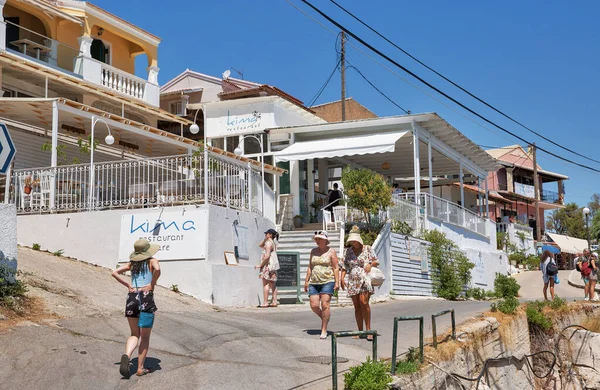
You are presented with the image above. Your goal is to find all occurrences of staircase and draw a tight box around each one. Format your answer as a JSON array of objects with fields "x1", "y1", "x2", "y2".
[{"x1": 277, "y1": 227, "x2": 353, "y2": 306}]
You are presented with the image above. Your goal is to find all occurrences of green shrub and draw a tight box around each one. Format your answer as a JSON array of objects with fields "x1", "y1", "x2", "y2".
[
  {"x1": 423, "y1": 230, "x2": 474, "y2": 300},
  {"x1": 485, "y1": 290, "x2": 498, "y2": 299},
  {"x1": 170, "y1": 284, "x2": 179, "y2": 293},
  {"x1": 549, "y1": 296, "x2": 567, "y2": 310},
  {"x1": 32, "y1": 243, "x2": 41, "y2": 251},
  {"x1": 52, "y1": 249, "x2": 64, "y2": 257},
  {"x1": 465, "y1": 287, "x2": 486, "y2": 301},
  {"x1": 497, "y1": 297, "x2": 520, "y2": 314},
  {"x1": 508, "y1": 250, "x2": 526, "y2": 266},
  {"x1": 344, "y1": 357, "x2": 392, "y2": 390},
  {"x1": 341, "y1": 167, "x2": 392, "y2": 224},
  {"x1": 494, "y1": 273, "x2": 520, "y2": 299},
  {"x1": 395, "y1": 360, "x2": 419, "y2": 375},
  {"x1": 391, "y1": 220, "x2": 414, "y2": 236},
  {"x1": 0, "y1": 265, "x2": 27, "y2": 306},
  {"x1": 496, "y1": 232, "x2": 507, "y2": 250},
  {"x1": 526, "y1": 301, "x2": 552, "y2": 330},
  {"x1": 524, "y1": 254, "x2": 540, "y2": 270}
]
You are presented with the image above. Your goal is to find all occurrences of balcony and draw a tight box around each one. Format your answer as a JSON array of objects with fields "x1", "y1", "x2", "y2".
[
  {"x1": 514, "y1": 182, "x2": 535, "y2": 198},
  {"x1": 2, "y1": 21, "x2": 159, "y2": 106},
  {"x1": 541, "y1": 189, "x2": 560, "y2": 204}
]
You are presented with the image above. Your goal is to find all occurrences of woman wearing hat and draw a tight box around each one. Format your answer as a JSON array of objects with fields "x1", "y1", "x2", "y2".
[
  {"x1": 341, "y1": 226, "x2": 379, "y2": 340},
  {"x1": 303, "y1": 230, "x2": 340, "y2": 339},
  {"x1": 111, "y1": 239, "x2": 161, "y2": 378},
  {"x1": 256, "y1": 228, "x2": 279, "y2": 307}
]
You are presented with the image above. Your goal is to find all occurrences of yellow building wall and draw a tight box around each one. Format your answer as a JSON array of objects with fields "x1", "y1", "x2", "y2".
[
  {"x1": 90, "y1": 25, "x2": 136, "y2": 74},
  {"x1": 56, "y1": 21, "x2": 82, "y2": 72},
  {"x1": 4, "y1": 4, "x2": 50, "y2": 44}
]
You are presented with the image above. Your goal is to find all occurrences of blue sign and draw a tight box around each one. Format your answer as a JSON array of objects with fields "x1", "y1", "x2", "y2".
[{"x1": 0, "y1": 123, "x2": 16, "y2": 174}]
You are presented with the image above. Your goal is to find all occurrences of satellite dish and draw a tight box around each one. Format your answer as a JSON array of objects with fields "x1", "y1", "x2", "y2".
[{"x1": 222, "y1": 70, "x2": 231, "y2": 80}]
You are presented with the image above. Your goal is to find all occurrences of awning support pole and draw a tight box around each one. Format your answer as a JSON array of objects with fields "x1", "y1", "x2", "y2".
[
  {"x1": 50, "y1": 100, "x2": 58, "y2": 209},
  {"x1": 411, "y1": 122, "x2": 421, "y2": 204},
  {"x1": 485, "y1": 178, "x2": 489, "y2": 218},
  {"x1": 428, "y1": 139, "x2": 433, "y2": 197},
  {"x1": 459, "y1": 161, "x2": 464, "y2": 207}
]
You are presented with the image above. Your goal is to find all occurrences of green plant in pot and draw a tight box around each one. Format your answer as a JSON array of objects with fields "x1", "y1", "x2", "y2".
[{"x1": 293, "y1": 215, "x2": 304, "y2": 228}]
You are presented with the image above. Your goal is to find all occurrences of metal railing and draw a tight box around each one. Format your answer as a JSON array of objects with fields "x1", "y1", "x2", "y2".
[
  {"x1": 389, "y1": 196, "x2": 425, "y2": 232},
  {"x1": 5, "y1": 20, "x2": 82, "y2": 74},
  {"x1": 331, "y1": 330, "x2": 378, "y2": 390},
  {"x1": 541, "y1": 189, "x2": 559, "y2": 204},
  {"x1": 431, "y1": 309, "x2": 456, "y2": 348},
  {"x1": 391, "y1": 316, "x2": 424, "y2": 374},
  {"x1": 10, "y1": 152, "x2": 272, "y2": 216},
  {"x1": 395, "y1": 192, "x2": 488, "y2": 237}
]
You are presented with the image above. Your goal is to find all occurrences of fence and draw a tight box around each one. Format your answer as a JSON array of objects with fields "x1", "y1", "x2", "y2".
[{"x1": 10, "y1": 152, "x2": 273, "y2": 217}]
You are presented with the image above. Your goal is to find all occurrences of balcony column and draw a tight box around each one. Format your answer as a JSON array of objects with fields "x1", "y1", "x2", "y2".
[
  {"x1": 557, "y1": 180, "x2": 565, "y2": 205},
  {"x1": 0, "y1": 0, "x2": 7, "y2": 51},
  {"x1": 143, "y1": 65, "x2": 160, "y2": 106},
  {"x1": 74, "y1": 36, "x2": 102, "y2": 84}
]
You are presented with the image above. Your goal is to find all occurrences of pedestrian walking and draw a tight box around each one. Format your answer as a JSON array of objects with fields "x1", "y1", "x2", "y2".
[
  {"x1": 256, "y1": 228, "x2": 279, "y2": 308},
  {"x1": 540, "y1": 249, "x2": 557, "y2": 301},
  {"x1": 577, "y1": 249, "x2": 592, "y2": 300},
  {"x1": 111, "y1": 239, "x2": 161, "y2": 378},
  {"x1": 589, "y1": 252, "x2": 598, "y2": 301},
  {"x1": 303, "y1": 230, "x2": 340, "y2": 339},
  {"x1": 325, "y1": 183, "x2": 343, "y2": 221},
  {"x1": 341, "y1": 225, "x2": 379, "y2": 340}
]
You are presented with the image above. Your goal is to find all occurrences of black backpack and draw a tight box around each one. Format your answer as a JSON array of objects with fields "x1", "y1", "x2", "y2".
[{"x1": 546, "y1": 261, "x2": 558, "y2": 276}]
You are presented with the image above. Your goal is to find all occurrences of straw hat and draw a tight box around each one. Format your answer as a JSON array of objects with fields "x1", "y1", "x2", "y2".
[
  {"x1": 313, "y1": 230, "x2": 330, "y2": 245},
  {"x1": 129, "y1": 239, "x2": 160, "y2": 262},
  {"x1": 346, "y1": 225, "x2": 364, "y2": 246}
]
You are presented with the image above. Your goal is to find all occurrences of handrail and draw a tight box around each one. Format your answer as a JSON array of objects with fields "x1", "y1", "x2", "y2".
[
  {"x1": 5, "y1": 20, "x2": 82, "y2": 54},
  {"x1": 320, "y1": 198, "x2": 343, "y2": 211}
]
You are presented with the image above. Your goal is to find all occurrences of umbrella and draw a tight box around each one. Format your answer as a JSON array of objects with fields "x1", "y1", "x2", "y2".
[{"x1": 542, "y1": 245, "x2": 561, "y2": 254}]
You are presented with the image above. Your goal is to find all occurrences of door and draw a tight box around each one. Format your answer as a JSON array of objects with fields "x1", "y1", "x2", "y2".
[
  {"x1": 91, "y1": 39, "x2": 107, "y2": 63},
  {"x1": 6, "y1": 17, "x2": 19, "y2": 51}
]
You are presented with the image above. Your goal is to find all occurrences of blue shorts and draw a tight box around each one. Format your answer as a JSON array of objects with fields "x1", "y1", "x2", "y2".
[{"x1": 308, "y1": 281, "x2": 335, "y2": 296}]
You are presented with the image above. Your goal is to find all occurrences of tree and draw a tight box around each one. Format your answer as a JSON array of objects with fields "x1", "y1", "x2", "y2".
[
  {"x1": 546, "y1": 203, "x2": 586, "y2": 239},
  {"x1": 341, "y1": 167, "x2": 392, "y2": 222}
]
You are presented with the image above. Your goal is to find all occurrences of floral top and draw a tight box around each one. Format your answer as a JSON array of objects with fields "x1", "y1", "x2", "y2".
[
  {"x1": 260, "y1": 239, "x2": 277, "y2": 282},
  {"x1": 343, "y1": 245, "x2": 377, "y2": 296},
  {"x1": 309, "y1": 248, "x2": 336, "y2": 285}
]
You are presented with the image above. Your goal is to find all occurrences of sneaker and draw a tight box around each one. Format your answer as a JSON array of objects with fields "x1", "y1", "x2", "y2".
[{"x1": 584, "y1": 297, "x2": 590, "y2": 301}]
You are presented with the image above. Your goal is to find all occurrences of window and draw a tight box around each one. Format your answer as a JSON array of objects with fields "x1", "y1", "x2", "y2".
[
  {"x1": 91, "y1": 39, "x2": 110, "y2": 64},
  {"x1": 169, "y1": 101, "x2": 183, "y2": 116}
]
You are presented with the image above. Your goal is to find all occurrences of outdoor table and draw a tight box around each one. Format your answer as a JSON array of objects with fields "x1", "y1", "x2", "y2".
[{"x1": 10, "y1": 39, "x2": 51, "y2": 60}]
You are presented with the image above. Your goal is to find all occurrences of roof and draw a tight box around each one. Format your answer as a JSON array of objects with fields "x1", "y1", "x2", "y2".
[
  {"x1": 13, "y1": 0, "x2": 84, "y2": 25},
  {"x1": 0, "y1": 51, "x2": 190, "y2": 126},
  {"x1": 0, "y1": 97, "x2": 285, "y2": 175},
  {"x1": 161, "y1": 69, "x2": 260, "y2": 94},
  {"x1": 451, "y1": 183, "x2": 511, "y2": 204},
  {"x1": 547, "y1": 232, "x2": 588, "y2": 255},
  {"x1": 486, "y1": 145, "x2": 569, "y2": 181},
  {"x1": 60, "y1": 1, "x2": 161, "y2": 45},
  {"x1": 486, "y1": 145, "x2": 521, "y2": 160},
  {"x1": 218, "y1": 84, "x2": 312, "y2": 114}
]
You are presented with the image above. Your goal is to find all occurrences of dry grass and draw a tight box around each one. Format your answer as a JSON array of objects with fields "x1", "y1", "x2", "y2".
[
  {"x1": 0, "y1": 296, "x2": 57, "y2": 331},
  {"x1": 581, "y1": 317, "x2": 600, "y2": 333}
]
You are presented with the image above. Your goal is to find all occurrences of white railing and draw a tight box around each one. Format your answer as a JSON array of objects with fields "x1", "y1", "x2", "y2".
[
  {"x1": 10, "y1": 152, "x2": 273, "y2": 217},
  {"x1": 389, "y1": 196, "x2": 424, "y2": 232},
  {"x1": 101, "y1": 63, "x2": 146, "y2": 100},
  {"x1": 395, "y1": 192, "x2": 488, "y2": 237}
]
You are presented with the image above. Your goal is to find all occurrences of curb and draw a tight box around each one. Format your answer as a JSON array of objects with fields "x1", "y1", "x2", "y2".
[{"x1": 568, "y1": 269, "x2": 600, "y2": 292}]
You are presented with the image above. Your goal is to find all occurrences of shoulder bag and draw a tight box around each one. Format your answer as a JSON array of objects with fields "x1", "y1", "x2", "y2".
[
  {"x1": 268, "y1": 240, "x2": 280, "y2": 272},
  {"x1": 368, "y1": 266, "x2": 385, "y2": 287},
  {"x1": 134, "y1": 277, "x2": 155, "y2": 329}
]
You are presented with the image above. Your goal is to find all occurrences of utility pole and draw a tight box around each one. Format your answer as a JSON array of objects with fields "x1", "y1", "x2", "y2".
[
  {"x1": 532, "y1": 143, "x2": 541, "y2": 242},
  {"x1": 340, "y1": 31, "x2": 346, "y2": 121}
]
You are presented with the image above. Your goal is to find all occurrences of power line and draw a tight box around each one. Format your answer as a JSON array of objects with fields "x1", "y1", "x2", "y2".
[
  {"x1": 329, "y1": 0, "x2": 600, "y2": 166},
  {"x1": 297, "y1": 0, "x2": 600, "y2": 174},
  {"x1": 307, "y1": 57, "x2": 341, "y2": 107},
  {"x1": 347, "y1": 62, "x2": 409, "y2": 114}
]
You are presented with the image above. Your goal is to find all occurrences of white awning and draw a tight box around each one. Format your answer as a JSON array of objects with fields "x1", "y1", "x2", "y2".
[
  {"x1": 274, "y1": 131, "x2": 409, "y2": 162},
  {"x1": 547, "y1": 232, "x2": 588, "y2": 254}
]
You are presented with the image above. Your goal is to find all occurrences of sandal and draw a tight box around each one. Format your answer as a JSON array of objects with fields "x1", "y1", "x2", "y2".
[
  {"x1": 136, "y1": 368, "x2": 151, "y2": 376},
  {"x1": 320, "y1": 332, "x2": 328, "y2": 340},
  {"x1": 367, "y1": 335, "x2": 374, "y2": 341},
  {"x1": 119, "y1": 354, "x2": 130, "y2": 378},
  {"x1": 257, "y1": 305, "x2": 269, "y2": 308},
  {"x1": 269, "y1": 303, "x2": 278, "y2": 307}
]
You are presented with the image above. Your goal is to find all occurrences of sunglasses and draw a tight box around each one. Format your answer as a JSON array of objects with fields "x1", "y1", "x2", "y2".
[{"x1": 314, "y1": 231, "x2": 327, "y2": 236}]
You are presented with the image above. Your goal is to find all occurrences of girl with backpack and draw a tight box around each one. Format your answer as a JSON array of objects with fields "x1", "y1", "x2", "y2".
[{"x1": 540, "y1": 250, "x2": 556, "y2": 301}]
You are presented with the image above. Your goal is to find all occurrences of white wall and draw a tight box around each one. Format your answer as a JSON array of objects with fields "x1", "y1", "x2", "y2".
[
  {"x1": 0, "y1": 204, "x2": 17, "y2": 275},
  {"x1": 17, "y1": 205, "x2": 274, "y2": 307},
  {"x1": 372, "y1": 222, "x2": 392, "y2": 299}
]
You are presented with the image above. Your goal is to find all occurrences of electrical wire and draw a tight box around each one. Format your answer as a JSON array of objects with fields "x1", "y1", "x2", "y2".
[
  {"x1": 306, "y1": 57, "x2": 341, "y2": 107},
  {"x1": 329, "y1": 0, "x2": 600, "y2": 165},
  {"x1": 298, "y1": 0, "x2": 600, "y2": 173},
  {"x1": 347, "y1": 62, "x2": 410, "y2": 114}
]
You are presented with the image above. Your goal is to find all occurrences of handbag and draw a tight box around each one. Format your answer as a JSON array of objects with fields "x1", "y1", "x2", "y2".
[
  {"x1": 134, "y1": 279, "x2": 155, "y2": 329},
  {"x1": 267, "y1": 240, "x2": 280, "y2": 272},
  {"x1": 368, "y1": 266, "x2": 385, "y2": 287}
]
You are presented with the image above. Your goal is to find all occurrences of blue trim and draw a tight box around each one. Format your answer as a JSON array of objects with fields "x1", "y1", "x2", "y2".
[{"x1": 0, "y1": 123, "x2": 16, "y2": 174}]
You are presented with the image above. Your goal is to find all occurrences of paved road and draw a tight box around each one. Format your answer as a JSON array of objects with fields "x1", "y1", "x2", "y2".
[
  {"x1": 0, "y1": 249, "x2": 490, "y2": 390},
  {"x1": 513, "y1": 270, "x2": 584, "y2": 300}
]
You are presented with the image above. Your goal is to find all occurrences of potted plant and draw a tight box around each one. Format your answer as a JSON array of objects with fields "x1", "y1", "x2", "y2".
[
  {"x1": 293, "y1": 215, "x2": 304, "y2": 228},
  {"x1": 23, "y1": 176, "x2": 33, "y2": 195}
]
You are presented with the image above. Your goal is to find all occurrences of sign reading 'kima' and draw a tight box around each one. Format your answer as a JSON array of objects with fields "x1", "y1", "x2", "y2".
[
  {"x1": 225, "y1": 110, "x2": 263, "y2": 133},
  {"x1": 118, "y1": 209, "x2": 208, "y2": 262}
]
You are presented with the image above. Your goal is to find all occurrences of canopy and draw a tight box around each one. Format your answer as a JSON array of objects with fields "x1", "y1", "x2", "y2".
[
  {"x1": 273, "y1": 131, "x2": 408, "y2": 162},
  {"x1": 546, "y1": 232, "x2": 588, "y2": 255}
]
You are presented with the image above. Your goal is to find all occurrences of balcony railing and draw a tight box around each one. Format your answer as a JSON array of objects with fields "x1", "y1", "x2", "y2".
[
  {"x1": 9, "y1": 153, "x2": 272, "y2": 217},
  {"x1": 395, "y1": 192, "x2": 488, "y2": 237},
  {"x1": 541, "y1": 189, "x2": 559, "y2": 204},
  {"x1": 3, "y1": 21, "x2": 158, "y2": 105}
]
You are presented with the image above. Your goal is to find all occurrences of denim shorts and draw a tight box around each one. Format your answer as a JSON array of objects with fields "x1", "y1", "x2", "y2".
[{"x1": 308, "y1": 281, "x2": 335, "y2": 296}]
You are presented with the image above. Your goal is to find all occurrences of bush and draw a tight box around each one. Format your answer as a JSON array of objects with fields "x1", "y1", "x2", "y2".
[
  {"x1": 496, "y1": 232, "x2": 507, "y2": 250},
  {"x1": 344, "y1": 357, "x2": 392, "y2": 390},
  {"x1": 526, "y1": 301, "x2": 552, "y2": 330},
  {"x1": 494, "y1": 273, "x2": 520, "y2": 299},
  {"x1": 524, "y1": 254, "x2": 540, "y2": 270},
  {"x1": 395, "y1": 360, "x2": 420, "y2": 375},
  {"x1": 497, "y1": 297, "x2": 520, "y2": 314},
  {"x1": 52, "y1": 249, "x2": 64, "y2": 257},
  {"x1": 391, "y1": 220, "x2": 413, "y2": 236},
  {"x1": 341, "y1": 167, "x2": 392, "y2": 223},
  {"x1": 465, "y1": 287, "x2": 486, "y2": 301},
  {"x1": 549, "y1": 296, "x2": 567, "y2": 310},
  {"x1": 0, "y1": 265, "x2": 27, "y2": 306},
  {"x1": 423, "y1": 230, "x2": 474, "y2": 300},
  {"x1": 32, "y1": 243, "x2": 41, "y2": 251},
  {"x1": 485, "y1": 290, "x2": 498, "y2": 299},
  {"x1": 508, "y1": 250, "x2": 526, "y2": 266}
]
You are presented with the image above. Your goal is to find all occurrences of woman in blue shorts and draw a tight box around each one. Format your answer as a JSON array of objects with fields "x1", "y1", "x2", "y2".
[{"x1": 304, "y1": 231, "x2": 339, "y2": 340}]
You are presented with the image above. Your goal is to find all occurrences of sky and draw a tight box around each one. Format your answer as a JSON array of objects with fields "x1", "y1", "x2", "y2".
[{"x1": 99, "y1": 0, "x2": 600, "y2": 207}]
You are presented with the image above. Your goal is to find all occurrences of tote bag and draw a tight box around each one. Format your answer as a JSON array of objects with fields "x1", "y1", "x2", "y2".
[
  {"x1": 369, "y1": 267, "x2": 385, "y2": 287},
  {"x1": 268, "y1": 241, "x2": 280, "y2": 272}
]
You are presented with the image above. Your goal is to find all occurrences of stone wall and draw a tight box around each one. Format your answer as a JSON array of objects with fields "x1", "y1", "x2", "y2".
[
  {"x1": 392, "y1": 305, "x2": 600, "y2": 390},
  {"x1": 0, "y1": 204, "x2": 17, "y2": 277}
]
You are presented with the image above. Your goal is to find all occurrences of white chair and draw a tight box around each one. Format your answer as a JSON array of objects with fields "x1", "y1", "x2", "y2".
[
  {"x1": 322, "y1": 209, "x2": 336, "y2": 231},
  {"x1": 332, "y1": 206, "x2": 347, "y2": 229},
  {"x1": 30, "y1": 172, "x2": 52, "y2": 210}
]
